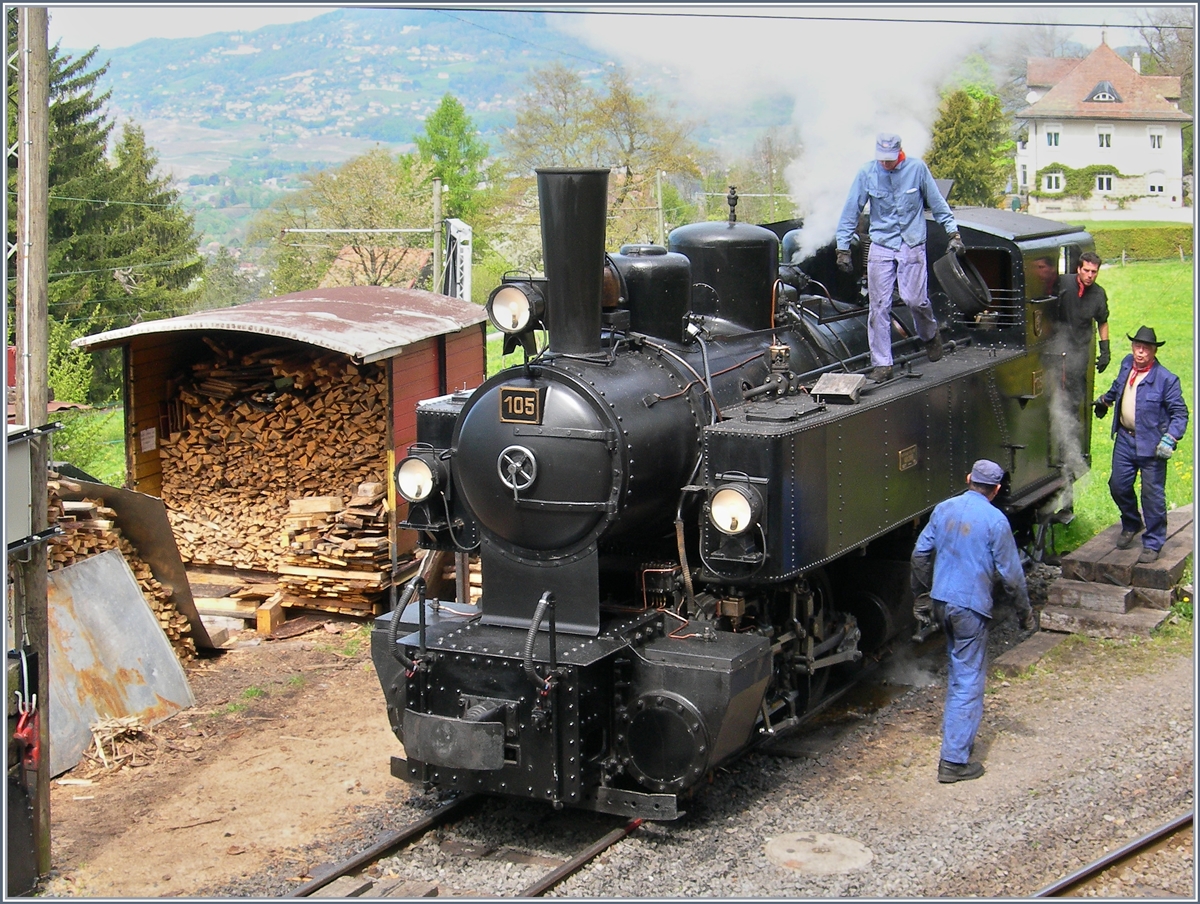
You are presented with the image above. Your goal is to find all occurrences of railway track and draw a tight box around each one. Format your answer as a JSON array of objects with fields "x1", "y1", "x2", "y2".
[
  {"x1": 290, "y1": 794, "x2": 643, "y2": 898},
  {"x1": 1033, "y1": 810, "x2": 1193, "y2": 897}
]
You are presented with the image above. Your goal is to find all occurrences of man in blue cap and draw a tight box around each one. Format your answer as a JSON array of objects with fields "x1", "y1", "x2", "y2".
[
  {"x1": 1094, "y1": 326, "x2": 1189, "y2": 563},
  {"x1": 911, "y1": 459, "x2": 1033, "y2": 783},
  {"x1": 836, "y1": 132, "x2": 963, "y2": 382}
]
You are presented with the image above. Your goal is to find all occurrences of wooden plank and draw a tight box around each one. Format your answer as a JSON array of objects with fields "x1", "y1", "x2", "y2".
[
  {"x1": 288, "y1": 496, "x2": 344, "y2": 514},
  {"x1": 1047, "y1": 579, "x2": 1133, "y2": 613},
  {"x1": 1131, "y1": 527, "x2": 1194, "y2": 591},
  {"x1": 276, "y1": 563, "x2": 387, "y2": 581},
  {"x1": 1039, "y1": 605, "x2": 1170, "y2": 640},
  {"x1": 192, "y1": 597, "x2": 258, "y2": 618},
  {"x1": 993, "y1": 631, "x2": 1067, "y2": 677},
  {"x1": 256, "y1": 596, "x2": 286, "y2": 635}
]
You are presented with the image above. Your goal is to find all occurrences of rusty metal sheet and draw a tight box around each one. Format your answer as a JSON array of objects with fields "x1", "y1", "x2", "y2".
[
  {"x1": 72, "y1": 287, "x2": 487, "y2": 364},
  {"x1": 46, "y1": 549, "x2": 195, "y2": 776},
  {"x1": 58, "y1": 480, "x2": 214, "y2": 650}
]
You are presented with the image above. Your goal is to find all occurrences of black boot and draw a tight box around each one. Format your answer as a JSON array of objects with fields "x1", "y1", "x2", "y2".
[{"x1": 937, "y1": 759, "x2": 984, "y2": 783}]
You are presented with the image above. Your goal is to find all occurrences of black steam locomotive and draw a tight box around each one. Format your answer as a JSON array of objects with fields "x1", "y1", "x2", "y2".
[{"x1": 371, "y1": 167, "x2": 1094, "y2": 820}]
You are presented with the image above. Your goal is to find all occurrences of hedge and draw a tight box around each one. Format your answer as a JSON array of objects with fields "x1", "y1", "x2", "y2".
[{"x1": 1090, "y1": 225, "x2": 1194, "y2": 262}]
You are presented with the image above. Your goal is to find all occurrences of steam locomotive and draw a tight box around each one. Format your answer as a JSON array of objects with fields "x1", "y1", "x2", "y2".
[{"x1": 371, "y1": 167, "x2": 1094, "y2": 820}]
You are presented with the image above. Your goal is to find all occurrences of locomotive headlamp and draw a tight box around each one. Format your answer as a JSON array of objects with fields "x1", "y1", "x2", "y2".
[
  {"x1": 395, "y1": 452, "x2": 446, "y2": 503},
  {"x1": 487, "y1": 281, "x2": 545, "y2": 335},
  {"x1": 709, "y1": 484, "x2": 763, "y2": 536}
]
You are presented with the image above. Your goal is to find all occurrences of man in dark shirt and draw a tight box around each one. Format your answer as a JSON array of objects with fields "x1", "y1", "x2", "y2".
[{"x1": 1053, "y1": 251, "x2": 1111, "y2": 414}]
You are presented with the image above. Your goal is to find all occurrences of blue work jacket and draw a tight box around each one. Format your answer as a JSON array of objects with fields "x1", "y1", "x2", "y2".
[
  {"x1": 911, "y1": 488, "x2": 1028, "y2": 619},
  {"x1": 835, "y1": 156, "x2": 957, "y2": 252},
  {"x1": 1099, "y1": 355, "x2": 1189, "y2": 458}
]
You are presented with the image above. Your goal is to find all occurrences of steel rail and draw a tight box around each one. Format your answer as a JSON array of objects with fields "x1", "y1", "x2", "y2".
[
  {"x1": 1032, "y1": 809, "x2": 1193, "y2": 897},
  {"x1": 518, "y1": 818, "x2": 644, "y2": 897},
  {"x1": 291, "y1": 793, "x2": 479, "y2": 897}
]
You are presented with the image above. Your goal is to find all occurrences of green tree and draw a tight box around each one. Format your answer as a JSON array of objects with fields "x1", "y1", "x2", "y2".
[
  {"x1": 250, "y1": 149, "x2": 435, "y2": 294},
  {"x1": 415, "y1": 93, "x2": 491, "y2": 221},
  {"x1": 501, "y1": 65, "x2": 703, "y2": 248},
  {"x1": 1137, "y1": 9, "x2": 1193, "y2": 177},
  {"x1": 926, "y1": 88, "x2": 1013, "y2": 208},
  {"x1": 6, "y1": 32, "x2": 204, "y2": 401},
  {"x1": 198, "y1": 247, "x2": 262, "y2": 310}
]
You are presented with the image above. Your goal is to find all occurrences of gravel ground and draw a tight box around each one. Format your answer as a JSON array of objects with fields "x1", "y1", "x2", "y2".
[{"x1": 202, "y1": 565, "x2": 1195, "y2": 898}]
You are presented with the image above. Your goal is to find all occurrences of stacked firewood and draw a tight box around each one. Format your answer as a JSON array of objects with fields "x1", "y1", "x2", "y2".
[
  {"x1": 275, "y1": 482, "x2": 415, "y2": 614},
  {"x1": 158, "y1": 339, "x2": 389, "y2": 576},
  {"x1": 47, "y1": 477, "x2": 197, "y2": 662}
]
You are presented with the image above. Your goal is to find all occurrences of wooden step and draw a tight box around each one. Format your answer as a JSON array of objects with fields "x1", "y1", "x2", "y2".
[
  {"x1": 1039, "y1": 605, "x2": 1170, "y2": 640},
  {"x1": 1061, "y1": 504, "x2": 1192, "y2": 586},
  {"x1": 1047, "y1": 579, "x2": 1133, "y2": 613},
  {"x1": 1131, "y1": 527, "x2": 1194, "y2": 590}
]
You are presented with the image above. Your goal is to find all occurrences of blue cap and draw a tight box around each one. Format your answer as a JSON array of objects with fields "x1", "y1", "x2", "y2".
[
  {"x1": 970, "y1": 459, "x2": 1004, "y2": 486},
  {"x1": 875, "y1": 132, "x2": 902, "y2": 161}
]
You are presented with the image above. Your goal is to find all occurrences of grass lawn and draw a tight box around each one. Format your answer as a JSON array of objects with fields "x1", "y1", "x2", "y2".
[
  {"x1": 1067, "y1": 220, "x2": 1195, "y2": 231},
  {"x1": 1058, "y1": 259, "x2": 1194, "y2": 551}
]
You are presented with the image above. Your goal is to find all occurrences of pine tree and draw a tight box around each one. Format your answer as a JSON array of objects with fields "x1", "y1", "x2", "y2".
[
  {"x1": 927, "y1": 88, "x2": 1013, "y2": 208},
  {"x1": 415, "y1": 93, "x2": 490, "y2": 221}
]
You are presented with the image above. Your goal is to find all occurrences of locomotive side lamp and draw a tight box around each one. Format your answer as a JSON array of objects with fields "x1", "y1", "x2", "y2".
[
  {"x1": 708, "y1": 483, "x2": 763, "y2": 535},
  {"x1": 486, "y1": 278, "x2": 546, "y2": 334},
  {"x1": 395, "y1": 450, "x2": 447, "y2": 503}
]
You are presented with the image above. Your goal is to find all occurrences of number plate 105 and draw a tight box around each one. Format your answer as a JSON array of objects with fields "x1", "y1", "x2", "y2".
[{"x1": 499, "y1": 386, "x2": 546, "y2": 425}]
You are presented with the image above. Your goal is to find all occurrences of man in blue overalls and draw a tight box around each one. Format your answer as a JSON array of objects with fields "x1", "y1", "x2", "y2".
[
  {"x1": 835, "y1": 132, "x2": 963, "y2": 383},
  {"x1": 1094, "y1": 325, "x2": 1189, "y2": 563},
  {"x1": 911, "y1": 460, "x2": 1033, "y2": 783}
]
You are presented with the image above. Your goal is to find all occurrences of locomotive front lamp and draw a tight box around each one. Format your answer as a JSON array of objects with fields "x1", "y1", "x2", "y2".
[
  {"x1": 709, "y1": 484, "x2": 762, "y2": 536},
  {"x1": 486, "y1": 281, "x2": 545, "y2": 335},
  {"x1": 395, "y1": 453, "x2": 446, "y2": 503}
]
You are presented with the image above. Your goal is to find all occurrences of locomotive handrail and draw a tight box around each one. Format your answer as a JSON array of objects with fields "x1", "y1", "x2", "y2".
[{"x1": 513, "y1": 498, "x2": 617, "y2": 513}]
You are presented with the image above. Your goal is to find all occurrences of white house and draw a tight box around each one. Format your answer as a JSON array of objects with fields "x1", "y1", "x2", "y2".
[{"x1": 1015, "y1": 41, "x2": 1191, "y2": 215}]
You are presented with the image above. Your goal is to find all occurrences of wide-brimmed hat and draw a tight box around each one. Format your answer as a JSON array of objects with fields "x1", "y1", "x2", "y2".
[
  {"x1": 875, "y1": 132, "x2": 901, "y2": 161},
  {"x1": 969, "y1": 459, "x2": 1004, "y2": 486},
  {"x1": 1127, "y1": 325, "x2": 1165, "y2": 347}
]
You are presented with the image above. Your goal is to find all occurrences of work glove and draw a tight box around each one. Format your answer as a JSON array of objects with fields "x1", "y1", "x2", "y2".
[
  {"x1": 1096, "y1": 339, "x2": 1111, "y2": 373},
  {"x1": 1155, "y1": 435, "x2": 1177, "y2": 460},
  {"x1": 1093, "y1": 397, "x2": 1109, "y2": 419},
  {"x1": 947, "y1": 232, "x2": 966, "y2": 256},
  {"x1": 836, "y1": 249, "x2": 853, "y2": 273},
  {"x1": 1019, "y1": 608, "x2": 1038, "y2": 632}
]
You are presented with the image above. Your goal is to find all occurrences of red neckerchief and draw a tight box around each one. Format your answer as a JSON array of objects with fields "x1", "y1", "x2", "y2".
[
  {"x1": 1128, "y1": 360, "x2": 1152, "y2": 388},
  {"x1": 896, "y1": 150, "x2": 907, "y2": 165},
  {"x1": 1077, "y1": 275, "x2": 1086, "y2": 298}
]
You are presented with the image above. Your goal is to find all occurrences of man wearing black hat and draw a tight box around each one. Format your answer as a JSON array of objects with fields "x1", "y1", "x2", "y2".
[
  {"x1": 1094, "y1": 326, "x2": 1189, "y2": 562},
  {"x1": 835, "y1": 132, "x2": 962, "y2": 383},
  {"x1": 910, "y1": 460, "x2": 1034, "y2": 784}
]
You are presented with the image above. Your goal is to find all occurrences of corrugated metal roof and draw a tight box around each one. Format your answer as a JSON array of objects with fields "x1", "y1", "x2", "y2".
[{"x1": 73, "y1": 286, "x2": 487, "y2": 364}]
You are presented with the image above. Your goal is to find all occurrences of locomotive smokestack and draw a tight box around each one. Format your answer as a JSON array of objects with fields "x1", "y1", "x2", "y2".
[{"x1": 536, "y1": 167, "x2": 610, "y2": 356}]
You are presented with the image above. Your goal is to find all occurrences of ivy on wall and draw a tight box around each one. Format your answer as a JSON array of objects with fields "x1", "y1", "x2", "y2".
[{"x1": 1029, "y1": 162, "x2": 1128, "y2": 199}]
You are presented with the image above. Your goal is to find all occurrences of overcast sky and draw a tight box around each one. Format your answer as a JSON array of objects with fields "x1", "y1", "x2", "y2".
[{"x1": 46, "y1": 3, "x2": 1164, "y2": 52}]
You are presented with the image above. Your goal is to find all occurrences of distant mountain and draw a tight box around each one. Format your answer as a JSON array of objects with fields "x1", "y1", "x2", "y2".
[{"x1": 72, "y1": 7, "x2": 616, "y2": 178}]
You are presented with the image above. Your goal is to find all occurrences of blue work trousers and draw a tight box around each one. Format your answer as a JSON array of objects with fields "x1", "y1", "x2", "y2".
[
  {"x1": 1109, "y1": 428, "x2": 1168, "y2": 552},
  {"x1": 866, "y1": 241, "x2": 939, "y2": 367},
  {"x1": 939, "y1": 603, "x2": 989, "y2": 765}
]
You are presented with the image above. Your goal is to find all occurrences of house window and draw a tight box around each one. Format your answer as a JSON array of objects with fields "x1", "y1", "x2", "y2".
[
  {"x1": 1097, "y1": 128, "x2": 1112, "y2": 148},
  {"x1": 1149, "y1": 131, "x2": 1164, "y2": 149},
  {"x1": 1148, "y1": 174, "x2": 1165, "y2": 194},
  {"x1": 1086, "y1": 81, "x2": 1122, "y2": 102},
  {"x1": 1046, "y1": 129, "x2": 1060, "y2": 147},
  {"x1": 1020, "y1": 165, "x2": 1027, "y2": 187},
  {"x1": 1043, "y1": 173, "x2": 1062, "y2": 191},
  {"x1": 1096, "y1": 175, "x2": 1112, "y2": 191}
]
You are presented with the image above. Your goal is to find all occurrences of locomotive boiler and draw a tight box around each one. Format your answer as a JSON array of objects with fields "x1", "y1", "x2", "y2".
[{"x1": 372, "y1": 167, "x2": 1093, "y2": 819}]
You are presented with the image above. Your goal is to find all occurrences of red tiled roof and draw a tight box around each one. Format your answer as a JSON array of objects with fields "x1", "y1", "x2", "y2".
[
  {"x1": 1019, "y1": 42, "x2": 1190, "y2": 122},
  {"x1": 1027, "y1": 57, "x2": 1081, "y2": 88}
]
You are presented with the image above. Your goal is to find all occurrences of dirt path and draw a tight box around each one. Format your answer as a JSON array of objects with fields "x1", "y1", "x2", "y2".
[{"x1": 42, "y1": 626, "x2": 410, "y2": 897}]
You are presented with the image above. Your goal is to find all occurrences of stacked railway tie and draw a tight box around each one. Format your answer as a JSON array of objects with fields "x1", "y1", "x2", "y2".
[
  {"x1": 157, "y1": 339, "x2": 390, "y2": 609},
  {"x1": 46, "y1": 476, "x2": 197, "y2": 663},
  {"x1": 277, "y1": 482, "x2": 415, "y2": 615}
]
